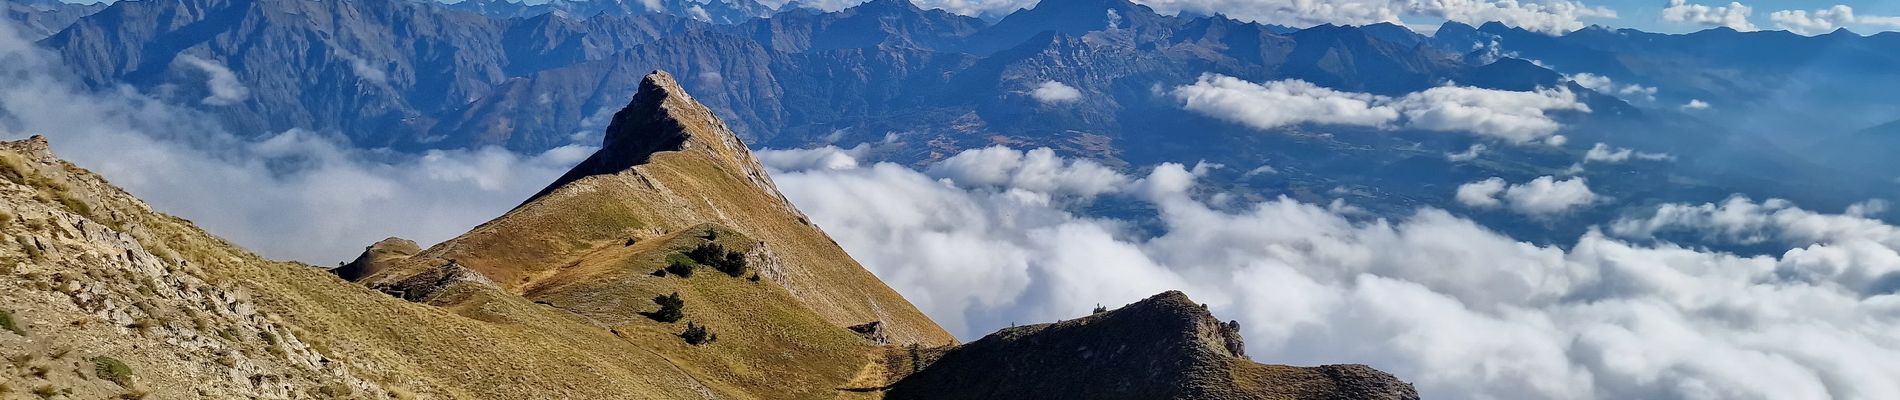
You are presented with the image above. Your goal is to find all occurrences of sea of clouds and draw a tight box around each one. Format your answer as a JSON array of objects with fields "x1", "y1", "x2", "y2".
[
  {"x1": 759, "y1": 144, "x2": 1900, "y2": 399},
  {"x1": 0, "y1": 21, "x2": 589, "y2": 263}
]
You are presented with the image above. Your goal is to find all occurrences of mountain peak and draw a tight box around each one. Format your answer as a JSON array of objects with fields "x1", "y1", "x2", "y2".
[{"x1": 527, "y1": 70, "x2": 761, "y2": 202}]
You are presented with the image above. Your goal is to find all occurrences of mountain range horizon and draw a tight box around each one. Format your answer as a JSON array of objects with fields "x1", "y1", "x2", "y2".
[{"x1": 4, "y1": 0, "x2": 1900, "y2": 398}]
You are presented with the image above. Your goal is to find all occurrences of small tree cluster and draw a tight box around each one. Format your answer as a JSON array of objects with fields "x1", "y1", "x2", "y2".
[
  {"x1": 680, "y1": 322, "x2": 717, "y2": 345},
  {"x1": 647, "y1": 292, "x2": 685, "y2": 323},
  {"x1": 1092, "y1": 304, "x2": 1108, "y2": 314},
  {"x1": 663, "y1": 253, "x2": 697, "y2": 278},
  {"x1": 686, "y1": 243, "x2": 748, "y2": 277}
]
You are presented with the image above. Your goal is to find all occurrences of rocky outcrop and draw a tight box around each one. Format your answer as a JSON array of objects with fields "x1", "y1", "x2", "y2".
[
  {"x1": 886, "y1": 291, "x2": 1419, "y2": 400},
  {"x1": 331, "y1": 237, "x2": 420, "y2": 281},
  {"x1": 527, "y1": 70, "x2": 773, "y2": 202}
]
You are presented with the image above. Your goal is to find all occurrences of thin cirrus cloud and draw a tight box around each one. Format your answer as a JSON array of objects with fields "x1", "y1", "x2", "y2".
[
  {"x1": 759, "y1": 143, "x2": 1900, "y2": 400},
  {"x1": 1170, "y1": 73, "x2": 1589, "y2": 145},
  {"x1": 0, "y1": 21, "x2": 588, "y2": 264}
]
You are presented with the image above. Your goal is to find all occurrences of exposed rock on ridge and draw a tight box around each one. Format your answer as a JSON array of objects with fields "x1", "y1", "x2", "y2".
[{"x1": 528, "y1": 70, "x2": 777, "y2": 203}]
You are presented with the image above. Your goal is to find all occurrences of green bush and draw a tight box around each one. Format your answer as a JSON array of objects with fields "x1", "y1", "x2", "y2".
[
  {"x1": 647, "y1": 292, "x2": 684, "y2": 323},
  {"x1": 679, "y1": 322, "x2": 715, "y2": 346},
  {"x1": 664, "y1": 254, "x2": 697, "y2": 278},
  {"x1": 0, "y1": 309, "x2": 23, "y2": 336},
  {"x1": 92, "y1": 356, "x2": 132, "y2": 386}
]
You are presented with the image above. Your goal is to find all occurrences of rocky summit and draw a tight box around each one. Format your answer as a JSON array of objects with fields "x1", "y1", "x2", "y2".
[{"x1": 0, "y1": 69, "x2": 1413, "y2": 399}]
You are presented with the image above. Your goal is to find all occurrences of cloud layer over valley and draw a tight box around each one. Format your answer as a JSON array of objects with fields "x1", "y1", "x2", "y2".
[
  {"x1": 1171, "y1": 74, "x2": 1589, "y2": 144},
  {"x1": 763, "y1": 145, "x2": 1900, "y2": 400},
  {"x1": 0, "y1": 22, "x2": 586, "y2": 263}
]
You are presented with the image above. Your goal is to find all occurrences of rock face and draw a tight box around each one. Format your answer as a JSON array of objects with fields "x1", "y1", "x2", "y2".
[{"x1": 886, "y1": 291, "x2": 1419, "y2": 400}]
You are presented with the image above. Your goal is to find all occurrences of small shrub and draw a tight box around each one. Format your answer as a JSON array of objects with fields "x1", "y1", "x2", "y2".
[
  {"x1": 92, "y1": 356, "x2": 132, "y2": 386},
  {"x1": 646, "y1": 292, "x2": 684, "y2": 323},
  {"x1": 746, "y1": 273, "x2": 761, "y2": 283},
  {"x1": 55, "y1": 192, "x2": 92, "y2": 217},
  {"x1": 679, "y1": 322, "x2": 715, "y2": 345},
  {"x1": 663, "y1": 254, "x2": 696, "y2": 278},
  {"x1": 1092, "y1": 305, "x2": 1108, "y2": 314},
  {"x1": 0, "y1": 309, "x2": 24, "y2": 336}
]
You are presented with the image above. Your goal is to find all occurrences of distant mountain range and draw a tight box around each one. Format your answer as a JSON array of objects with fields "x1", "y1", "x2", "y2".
[
  {"x1": 14, "y1": 0, "x2": 1900, "y2": 240},
  {"x1": 445, "y1": 0, "x2": 777, "y2": 23}
]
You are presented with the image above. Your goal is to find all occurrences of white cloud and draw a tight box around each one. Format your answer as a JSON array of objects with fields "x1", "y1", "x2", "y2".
[
  {"x1": 765, "y1": 0, "x2": 1036, "y2": 19},
  {"x1": 771, "y1": 145, "x2": 1900, "y2": 399},
  {"x1": 1681, "y1": 99, "x2": 1711, "y2": 110},
  {"x1": 1028, "y1": 81, "x2": 1083, "y2": 105},
  {"x1": 1394, "y1": 85, "x2": 1590, "y2": 143},
  {"x1": 172, "y1": 54, "x2": 250, "y2": 106},
  {"x1": 758, "y1": 143, "x2": 868, "y2": 171},
  {"x1": 1458, "y1": 176, "x2": 1598, "y2": 216},
  {"x1": 685, "y1": 4, "x2": 712, "y2": 21},
  {"x1": 1565, "y1": 73, "x2": 1657, "y2": 102},
  {"x1": 1456, "y1": 177, "x2": 1507, "y2": 207},
  {"x1": 924, "y1": 146, "x2": 1129, "y2": 200},
  {"x1": 1662, "y1": 0, "x2": 1758, "y2": 31},
  {"x1": 1584, "y1": 142, "x2": 1672, "y2": 163},
  {"x1": 1170, "y1": 75, "x2": 1400, "y2": 130},
  {"x1": 1134, "y1": 0, "x2": 1615, "y2": 34},
  {"x1": 770, "y1": 0, "x2": 1612, "y2": 34},
  {"x1": 1173, "y1": 74, "x2": 1588, "y2": 144},
  {"x1": 0, "y1": 21, "x2": 583, "y2": 263},
  {"x1": 1610, "y1": 196, "x2": 1900, "y2": 249},
  {"x1": 1768, "y1": 4, "x2": 1900, "y2": 35},
  {"x1": 1447, "y1": 143, "x2": 1487, "y2": 161},
  {"x1": 334, "y1": 50, "x2": 387, "y2": 84}
]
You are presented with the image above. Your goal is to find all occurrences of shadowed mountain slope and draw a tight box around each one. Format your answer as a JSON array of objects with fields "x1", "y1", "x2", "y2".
[{"x1": 884, "y1": 291, "x2": 1418, "y2": 400}]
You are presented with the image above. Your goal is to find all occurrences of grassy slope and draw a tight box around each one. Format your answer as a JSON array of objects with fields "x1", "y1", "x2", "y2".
[
  {"x1": 0, "y1": 137, "x2": 887, "y2": 399},
  {"x1": 417, "y1": 73, "x2": 954, "y2": 347}
]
